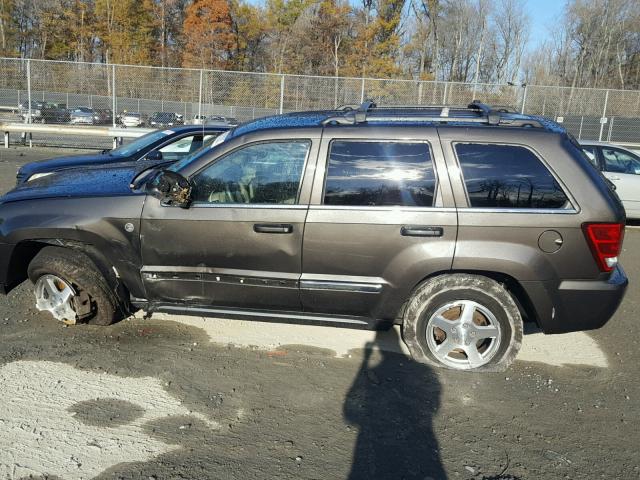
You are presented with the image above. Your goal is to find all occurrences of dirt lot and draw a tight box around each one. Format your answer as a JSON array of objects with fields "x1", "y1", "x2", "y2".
[{"x1": 0, "y1": 147, "x2": 639, "y2": 480}]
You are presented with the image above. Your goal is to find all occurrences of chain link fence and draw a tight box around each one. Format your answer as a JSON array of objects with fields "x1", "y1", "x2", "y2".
[{"x1": 1, "y1": 57, "x2": 640, "y2": 149}]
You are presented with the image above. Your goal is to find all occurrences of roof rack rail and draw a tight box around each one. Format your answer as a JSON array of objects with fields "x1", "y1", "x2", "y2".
[{"x1": 321, "y1": 100, "x2": 544, "y2": 128}]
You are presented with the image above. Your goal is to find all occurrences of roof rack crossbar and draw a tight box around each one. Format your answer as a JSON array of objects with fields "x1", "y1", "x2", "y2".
[{"x1": 322, "y1": 100, "x2": 544, "y2": 128}]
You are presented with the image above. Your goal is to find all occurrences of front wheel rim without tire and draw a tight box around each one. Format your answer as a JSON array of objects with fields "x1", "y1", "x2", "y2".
[
  {"x1": 34, "y1": 274, "x2": 77, "y2": 324},
  {"x1": 426, "y1": 300, "x2": 502, "y2": 370}
]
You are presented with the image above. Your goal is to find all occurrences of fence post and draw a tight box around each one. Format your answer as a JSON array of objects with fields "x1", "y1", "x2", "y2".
[
  {"x1": 520, "y1": 85, "x2": 528, "y2": 114},
  {"x1": 198, "y1": 69, "x2": 203, "y2": 120},
  {"x1": 442, "y1": 82, "x2": 448, "y2": 105},
  {"x1": 607, "y1": 116, "x2": 614, "y2": 142},
  {"x1": 279, "y1": 75, "x2": 285, "y2": 114},
  {"x1": 578, "y1": 116, "x2": 584, "y2": 140},
  {"x1": 598, "y1": 90, "x2": 609, "y2": 142},
  {"x1": 111, "y1": 64, "x2": 116, "y2": 127},
  {"x1": 360, "y1": 78, "x2": 365, "y2": 103},
  {"x1": 26, "y1": 59, "x2": 32, "y2": 124}
]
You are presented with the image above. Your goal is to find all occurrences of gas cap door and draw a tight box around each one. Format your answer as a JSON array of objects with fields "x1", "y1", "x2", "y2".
[{"x1": 538, "y1": 230, "x2": 563, "y2": 253}]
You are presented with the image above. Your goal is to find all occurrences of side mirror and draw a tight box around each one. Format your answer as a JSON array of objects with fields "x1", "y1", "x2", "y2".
[
  {"x1": 146, "y1": 150, "x2": 163, "y2": 161},
  {"x1": 147, "y1": 170, "x2": 191, "y2": 208}
]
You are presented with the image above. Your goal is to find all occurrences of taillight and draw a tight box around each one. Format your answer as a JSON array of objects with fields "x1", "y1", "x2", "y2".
[{"x1": 582, "y1": 222, "x2": 624, "y2": 272}]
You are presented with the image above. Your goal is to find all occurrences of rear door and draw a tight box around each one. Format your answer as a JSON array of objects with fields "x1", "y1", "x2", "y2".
[
  {"x1": 598, "y1": 145, "x2": 640, "y2": 217},
  {"x1": 300, "y1": 127, "x2": 458, "y2": 324}
]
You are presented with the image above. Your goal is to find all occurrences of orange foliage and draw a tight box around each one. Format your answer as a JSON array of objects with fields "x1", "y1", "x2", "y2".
[{"x1": 182, "y1": 0, "x2": 235, "y2": 69}]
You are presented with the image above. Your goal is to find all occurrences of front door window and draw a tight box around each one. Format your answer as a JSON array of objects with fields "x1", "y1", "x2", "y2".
[{"x1": 191, "y1": 141, "x2": 311, "y2": 204}]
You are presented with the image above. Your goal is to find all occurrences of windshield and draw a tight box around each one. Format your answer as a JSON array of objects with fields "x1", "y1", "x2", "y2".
[
  {"x1": 111, "y1": 130, "x2": 173, "y2": 157},
  {"x1": 168, "y1": 130, "x2": 230, "y2": 172}
]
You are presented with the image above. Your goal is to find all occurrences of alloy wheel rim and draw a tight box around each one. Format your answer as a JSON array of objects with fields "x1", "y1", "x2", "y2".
[
  {"x1": 425, "y1": 300, "x2": 502, "y2": 370},
  {"x1": 34, "y1": 274, "x2": 77, "y2": 325}
]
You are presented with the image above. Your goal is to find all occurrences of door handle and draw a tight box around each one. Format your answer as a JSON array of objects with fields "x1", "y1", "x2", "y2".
[
  {"x1": 253, "y1": 223, "x2": 293, "y2": 234},
  {"x1": 401, "y1": 225, "x2": 444, "y2": 237}
]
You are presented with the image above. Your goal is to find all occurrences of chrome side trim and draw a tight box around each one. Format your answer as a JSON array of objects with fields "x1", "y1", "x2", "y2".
[
  {"x1": 141, "y1": 265, "x2": 298, "y2": 279},
  {"x1": 460, "y1": 208, "x2": 578, "y2": 215},
  {"x1": 157, "y1": 305, "x2": 370, "y2": 326},
  {"x1": 308, "y1": 205, "x2": 457, "y2": 213},
  {"x1": 300, "y1": 280, "x2": 383, "y2": 293},
  {"x1": 189, "y1": 203, "x2": 308, "y2": 210}
]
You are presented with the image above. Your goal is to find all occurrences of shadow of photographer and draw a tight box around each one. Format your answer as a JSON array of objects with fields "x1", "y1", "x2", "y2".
[{"x1": 344, "y1": 328, "x2": 446, "y2": 479}]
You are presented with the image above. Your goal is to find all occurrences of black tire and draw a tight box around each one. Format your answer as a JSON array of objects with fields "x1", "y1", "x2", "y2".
[
  {"x1": 402, "y1": 274, "x2": 523, "y2": 372},
  {"x1": 27, "y1": 246, "x2": 123, "y2": 326}
]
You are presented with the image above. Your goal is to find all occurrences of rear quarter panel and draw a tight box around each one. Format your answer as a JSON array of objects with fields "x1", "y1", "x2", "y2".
[{"x1": 438, "y1": 127, "x2": 621, "y2": 283}]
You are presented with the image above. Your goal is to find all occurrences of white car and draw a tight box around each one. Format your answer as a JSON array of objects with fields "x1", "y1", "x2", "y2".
[
  {"x1": 69, "y1": 106, "x2": 98, "y2": 125},
  {"x1": 581, "y1": 141, "x2": 640, "y2": 218},
  {"x1": 119, "y1": 112, "x2": 145, "y2": 127}
]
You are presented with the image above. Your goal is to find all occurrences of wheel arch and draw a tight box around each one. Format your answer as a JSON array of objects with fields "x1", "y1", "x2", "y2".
[
  {"x1": 6, "y1": 239, "x2": 132, "y2": 308},
  {"x1": 396, "y1": 269, "x2": 541, "y2": 328}
]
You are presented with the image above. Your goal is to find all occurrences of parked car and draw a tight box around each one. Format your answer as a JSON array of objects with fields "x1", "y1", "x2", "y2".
[
  {"x1": 204, "y1": 115, "x2": 238, "y2": 127},
  {"x1": 148, "y1": 112, "x2": 183, "y2": 128},
  {"x1": 40, "y1": 103, "x2": 70, "y2": 124},
  {"x1": 69, "y1": 106, "x2": 99, "y2": 125},
  {"x1": 17, "y1": 101, "x2": 45, "y2": 122},
  {"x1": 191, "y1": 115, "x2": 207, "y2": 125},
  {"x1": 94, "y1": 108, "x2": 113, "y2": 125},
  {"x1": 0, "y1": 102, "x2": 627, "y2": 372},
  {"x1": 581, "y1": 141, "x2": 640, "y2": 219},
  {"x1": 118, "y1": 112, "x2": 146, "y2": 127},
  {"x1": 16, "y1": 125, "x2": 230, "y2": 183}
]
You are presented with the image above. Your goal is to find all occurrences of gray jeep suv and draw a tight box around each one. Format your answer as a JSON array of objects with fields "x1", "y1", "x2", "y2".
[{"x1": 0, "y1": 102, "x2": 628, "y2": 371}]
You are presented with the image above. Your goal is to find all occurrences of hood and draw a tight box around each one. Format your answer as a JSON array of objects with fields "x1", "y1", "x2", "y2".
[
  {"x1": 18, "y1": 152, "x2": 130, "y2": 181},
  {"x1": 2, "y1": 162, "x2": 156, "y2": 204}
]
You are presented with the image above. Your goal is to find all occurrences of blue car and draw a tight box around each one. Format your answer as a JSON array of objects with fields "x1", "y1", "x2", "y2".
[{"x1": 17, "y1": 125, "x2": 230, "y2": 184}]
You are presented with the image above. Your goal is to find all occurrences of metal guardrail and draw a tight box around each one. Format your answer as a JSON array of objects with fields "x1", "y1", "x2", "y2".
[
  {"x1": 3, "y1": 121, "x2": 639, "y2": 157},
  {"x1": 1, "y1": 123, "x2": 154, "y2": 148}
]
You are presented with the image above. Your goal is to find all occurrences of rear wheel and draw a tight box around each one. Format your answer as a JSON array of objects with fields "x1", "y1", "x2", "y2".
[
  {"x1": 402, "y1": 274, "x2": 523, "y2": 372},
  {"x1": 28, "y1": 246, "x2": 123, "y2": 326}
]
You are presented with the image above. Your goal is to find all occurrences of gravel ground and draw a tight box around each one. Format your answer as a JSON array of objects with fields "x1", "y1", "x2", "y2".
[{"x1": 0, "y1": 147, "x2": 639, "y2": 480}]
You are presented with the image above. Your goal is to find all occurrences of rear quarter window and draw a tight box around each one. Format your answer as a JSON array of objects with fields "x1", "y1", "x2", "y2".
[{"x1": 455, "y1": 143, "x2": 569, "y2": 209}]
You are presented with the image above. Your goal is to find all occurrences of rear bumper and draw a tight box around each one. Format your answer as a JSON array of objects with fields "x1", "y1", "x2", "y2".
[{"x1": 522, "y1": 265, "x2": 628, "y2": 334}]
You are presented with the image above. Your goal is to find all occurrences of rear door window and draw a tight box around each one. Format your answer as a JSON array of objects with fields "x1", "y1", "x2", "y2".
[
  {"x1": 455, "y1": 143, "x2": 569, "y2": 209},
  {"x1": 323, "y1": 141, "x2": 436, "y2": 207}
]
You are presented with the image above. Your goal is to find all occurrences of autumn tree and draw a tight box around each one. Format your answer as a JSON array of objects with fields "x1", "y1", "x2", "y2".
[
  {"x1": 153, "y1": 0, "x2": 189, "y2": 67},
  {"x1": 94, "y1": 0, "x2": 157, "y2": 65},
  {"x1": 343, "y1": 0, "x2": 404, "y2": 79},
  {"x1": 264, "y1": 0, "x2": 314, "y2": 73},
  {"x1": 182, "y1": 0, "x2": 235, "y2": 69},
  {"x1": 229, "y1": 0, "x2": 269, "y2": 71},
  {"x1": 0, "y1": 0, "x2": 14, "y2": 55}
]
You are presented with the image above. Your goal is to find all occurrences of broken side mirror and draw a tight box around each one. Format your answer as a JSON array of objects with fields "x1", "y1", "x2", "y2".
[{"x1": 147, "y1": 170, "x2": 191, "y2": 208}]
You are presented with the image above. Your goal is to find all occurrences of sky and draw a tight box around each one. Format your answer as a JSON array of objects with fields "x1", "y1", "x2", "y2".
[{"x1": 524, "y1": 0, "x2": 567, "y2": 52}]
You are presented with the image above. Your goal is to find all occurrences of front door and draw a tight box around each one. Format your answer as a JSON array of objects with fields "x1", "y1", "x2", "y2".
[
  {"x1": 300, "y1": 127, "x2": 458, "y2": 323},
  {"x1": 140, "y1": 137, "x2": 318, "y2": 311}
]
